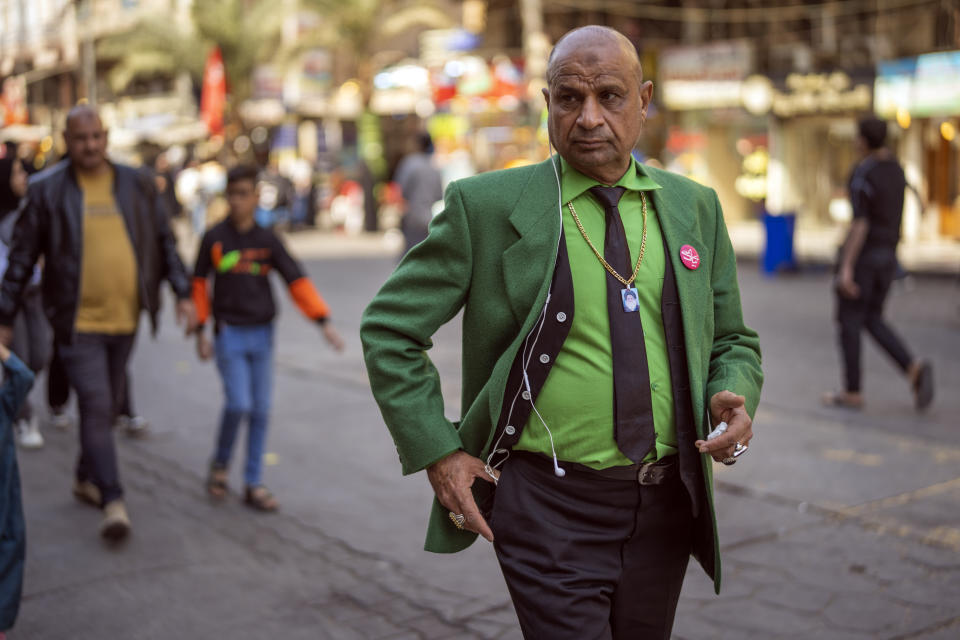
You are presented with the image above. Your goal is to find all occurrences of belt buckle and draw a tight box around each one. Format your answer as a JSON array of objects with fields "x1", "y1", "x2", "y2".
[{"x1": 637, "y1": 461, "x2": 662, "y2": 485}]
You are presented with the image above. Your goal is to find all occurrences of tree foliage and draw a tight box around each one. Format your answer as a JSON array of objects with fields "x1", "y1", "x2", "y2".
[{"x1": 98, "y1": 0, "x2": 283, "y2": 102}]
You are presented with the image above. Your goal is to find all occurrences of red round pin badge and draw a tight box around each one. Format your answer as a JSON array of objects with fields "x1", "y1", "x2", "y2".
[{"x1": 679, "y1": 245, "x2": 700, "y2": 270}]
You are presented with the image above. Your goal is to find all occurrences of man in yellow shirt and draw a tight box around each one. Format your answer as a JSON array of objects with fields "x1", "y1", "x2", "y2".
[{"x1": 0, "y1": 105, "x2": 196, "y2": 540}]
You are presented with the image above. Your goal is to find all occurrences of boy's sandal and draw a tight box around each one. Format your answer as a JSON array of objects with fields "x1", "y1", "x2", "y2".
[
  {"x1": 820, "y1": 390, "x2": 863, "y2": 409},
  {"x1": 244, "y1": 485, "x2": 278, "y2": 512},
  {"x1": 206, "y1": 465, "x2": 229, "y2": 499}
]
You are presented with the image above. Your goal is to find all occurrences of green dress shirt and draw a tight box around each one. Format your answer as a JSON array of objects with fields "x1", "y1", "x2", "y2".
[{"x1": 514, "y1": 157, "x2": 678, "y2": 468}]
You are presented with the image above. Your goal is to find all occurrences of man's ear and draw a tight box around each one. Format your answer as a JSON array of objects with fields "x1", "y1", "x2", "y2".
[
  {"x1": 639, "y1": 81, "x2": 653, "y2": 120},
  {"x1": 542, "y1": 87, "x2": 550, "y2": 109}
]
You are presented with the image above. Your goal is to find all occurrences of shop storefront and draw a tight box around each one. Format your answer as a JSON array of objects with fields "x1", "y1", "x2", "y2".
[
  {"x1": 761, "y1": 70, "x2": 874, "y2": 230},
  {"x1": 876, "y1": 50, "x2": 960, "y2": 240},
  {"x1": 658, "y1": 40, "x2": 767, "y2": 223}
]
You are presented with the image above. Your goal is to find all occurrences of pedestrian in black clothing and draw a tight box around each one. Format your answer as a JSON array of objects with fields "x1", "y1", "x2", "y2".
[{"x1": 823, "y1": 117, "x2": 933, "y2": 411}]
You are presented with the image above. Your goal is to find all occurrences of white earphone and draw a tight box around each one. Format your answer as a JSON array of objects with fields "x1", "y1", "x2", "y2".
[{"x1": 487, "y1": 149, "x2": 567, "y2": 478}]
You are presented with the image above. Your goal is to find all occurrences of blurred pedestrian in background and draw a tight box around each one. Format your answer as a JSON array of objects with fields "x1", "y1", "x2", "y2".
[
  {"x1": 0, "y1": 148, "x2": 48, "y2": 450},
  {"x1": 823, "y1": 117, "x2": 934, "y2": 411},
  {"x1": 153, "y1": 151, "x2": 183, "y2": 220},
  {"x1": 177, "y1": 159, "x2": 206, "y2": 236},
  {"x1": 0, "y1": 105, "x2": 197, "y2": 540},
  {"x1": 0, "y1": 340, "x2": 35, "y2": 640},
  {"x1": 192, "y1": 165, "x2": 344, "y2": 512},
  {"x1": 394, "y1": 132, "x2": 443, "y2": 254}
]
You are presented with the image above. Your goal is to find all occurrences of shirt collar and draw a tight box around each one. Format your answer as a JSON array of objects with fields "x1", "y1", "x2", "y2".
[{"x1": 559, "y1": 155, "x2": 662, "y2": 204}]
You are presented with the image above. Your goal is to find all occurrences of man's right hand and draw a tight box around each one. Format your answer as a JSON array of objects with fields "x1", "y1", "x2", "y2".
[
  {"x1": 426, "y1": 450, "x2": 497, "y2": 542},
  {"x1": 0, "y1": 325, "x2": 13, "y2": 347}
]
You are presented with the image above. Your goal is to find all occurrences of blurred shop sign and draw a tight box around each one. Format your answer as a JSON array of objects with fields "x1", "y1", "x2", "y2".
[
  {"x1": 0, "y1": 124, "x2": 50, "y2": 143},
  {"x1": 286, "y1": 49, "x2": 334, "y2": 116},
  {"x1": 771, "y1": 71, "x2": 871, "y2": 117},
  {"x1": 876, "y1": 51, "x2": 960, "y2": 118},
  {"x1": 239, "y1": 99, "x2": 286, "y2": 126},
  {"x1": 252, "y1": 65, "x2": 285, "y2": 101},
  {"x1": 660, "y1": 41, "x2": 753, "y2": 110},
  {"x1": 371, "y1": 63, "x2": 430, "y2": 115},
  {"x1": 420, "y1": 29, "x2": 482, "y2": 66},
  {"x1": 33, "y1": 48, "x2": 60, "y2": 70},
  {"x1": 735, "y1": 71, "x2": 871, "y2": 117}
]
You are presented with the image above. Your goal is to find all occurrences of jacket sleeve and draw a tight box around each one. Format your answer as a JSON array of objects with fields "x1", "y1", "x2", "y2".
[
  {"x1": 704, "y1": 191, "x2": 763, "y2": 418},
  {"x1": 269, "y1": 233, "x2": 330, "y2": 323},
  {"x1": 0, "y1": 185, "x2": 44, "y2": 326},
  {"x1": 191, "y1": 232, "x2": 213, "y2": 327},
  {"x1": 360, "y1": 181, "x2": 473, "y2": 475},
  {"x1": 0, "y1": 352, "x2": 35, "y2": 420},
  {"x1": 149, "y1": 175, "x2": 190, "y2": 300}
]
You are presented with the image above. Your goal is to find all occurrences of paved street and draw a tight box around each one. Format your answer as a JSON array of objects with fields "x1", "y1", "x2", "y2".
[{"x1": 11, "y1": 237, "x2": 960, "y2": 639}]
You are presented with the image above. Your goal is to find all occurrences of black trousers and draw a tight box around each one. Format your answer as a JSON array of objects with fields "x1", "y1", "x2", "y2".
[
  {"x1": 48, "y1": 348, "x2": 136, "y2": 416},
  {"x1": 47, "y1": 346, "x2": 69, "y2": 410},
  {"x1": 491, "y1": 452, "x2": 694, "y2": 640},
  {"x1": 57, "y1": 332, "x2": 135, "y2": 505},
  {"x1": 836, "y1": 248, "x2": 913, "y2": 392}
]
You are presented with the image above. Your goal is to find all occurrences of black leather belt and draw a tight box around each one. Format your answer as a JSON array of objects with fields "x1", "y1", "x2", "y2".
[
  {"x1": 588, "y1": 457, "x2": 679, "y2": 485},
  {"x1": 511, "y1": 451, "x2": 680, "y2": 485}
]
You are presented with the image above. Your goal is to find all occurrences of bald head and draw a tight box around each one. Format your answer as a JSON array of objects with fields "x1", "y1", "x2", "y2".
[
  {"x1": 64, "y1": 104, "x2": 108, "y2": 173},
  {"x1": 547, "y1": 26, "x2": 643, "y2": 88},
  {"x1": 541, "y1": 25, "x2": 653, "y2": 184},
  {"x1": 65, "y1": 104, "x2": 102, "y2": 132}
]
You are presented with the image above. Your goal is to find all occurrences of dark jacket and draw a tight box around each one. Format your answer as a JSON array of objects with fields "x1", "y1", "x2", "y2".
[
  {"x1": 0, "y1": 353, "x2": 35, "y2": 632},
  {"x1": 0, "y1": 159, "x2": 191, "y2": 342}
]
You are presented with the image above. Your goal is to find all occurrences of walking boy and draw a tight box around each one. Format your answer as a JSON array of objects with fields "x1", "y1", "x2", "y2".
[{"x1": 193, "y1": 165, "x2": 343, "y2": 511}]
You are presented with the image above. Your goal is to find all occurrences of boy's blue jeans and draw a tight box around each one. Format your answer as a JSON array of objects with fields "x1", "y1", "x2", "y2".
[{"x1": 212, "y1": 324, "x2": 273, "y2": 487}]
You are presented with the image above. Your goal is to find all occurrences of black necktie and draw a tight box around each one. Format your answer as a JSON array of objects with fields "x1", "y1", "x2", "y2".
[{"x1": 588, "y1": 185, "x2": 656, "y2": 462}]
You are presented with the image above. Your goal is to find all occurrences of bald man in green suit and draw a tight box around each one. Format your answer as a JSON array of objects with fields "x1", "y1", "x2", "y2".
[{"x1": 362, "y1": 25, "x2": 762, "y2": 639}]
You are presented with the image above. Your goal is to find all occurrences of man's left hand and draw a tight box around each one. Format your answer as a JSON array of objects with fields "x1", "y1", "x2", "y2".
[
  {"x1": 176, "y1": 299, "x2": 197, "y2": 335},
  {"x1": 695, "y1": 390, "x2": 753, "y2": 463}
]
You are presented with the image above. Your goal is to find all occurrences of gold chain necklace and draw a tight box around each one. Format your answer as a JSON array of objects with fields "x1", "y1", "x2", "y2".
[{"x1": 566, "y1": 191, "x2": 647, "y2": 287}]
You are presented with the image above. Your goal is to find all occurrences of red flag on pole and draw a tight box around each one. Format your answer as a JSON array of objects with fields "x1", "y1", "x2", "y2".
[{"x1": 200, "y1": 47, "x2": 226, "y2": 136}]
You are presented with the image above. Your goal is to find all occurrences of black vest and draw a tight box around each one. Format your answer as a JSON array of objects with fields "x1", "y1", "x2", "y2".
[{"x1": 488, "y1": 229, "x2": 707, "y2": 522}]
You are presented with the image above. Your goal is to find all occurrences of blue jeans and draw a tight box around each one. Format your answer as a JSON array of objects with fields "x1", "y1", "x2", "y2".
[{"x1": 212, "y1": 324, "x2": 274, "y2": 487}]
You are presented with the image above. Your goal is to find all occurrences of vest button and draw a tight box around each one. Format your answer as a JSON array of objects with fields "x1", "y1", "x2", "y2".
[
  {"x1": 521, "y1": 390, "x2": 531, "y2": 400},
  {"x1": 539, "y1": 354, "x2": 550, "y2": 364},
  {"x1": 556, "y1": 311, "x2": 567, "y2": 322},
  {"x1": 505, "y1": 425, "x2": 516, "y2": 435}
]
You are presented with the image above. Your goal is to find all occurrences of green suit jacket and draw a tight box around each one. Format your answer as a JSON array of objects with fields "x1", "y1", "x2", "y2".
[{"x1": 360, "y1": 158, "x2": 763, "y2": 593}]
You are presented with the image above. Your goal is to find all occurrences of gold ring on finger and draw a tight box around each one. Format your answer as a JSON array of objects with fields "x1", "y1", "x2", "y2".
[{"x1": 448, "y1": 511, "x2": 466, "y2": 530}]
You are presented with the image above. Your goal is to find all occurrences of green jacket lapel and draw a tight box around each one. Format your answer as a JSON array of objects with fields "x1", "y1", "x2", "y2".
[
  {"x1": 501, "y1": 158, "x2": 563, "y2": 325},
  {"x1": 649, "y1": 178, "x2": 711, "y2": 433}
]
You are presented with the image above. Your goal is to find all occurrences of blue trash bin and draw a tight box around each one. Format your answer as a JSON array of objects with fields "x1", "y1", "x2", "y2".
[{"x1": 762, "y1": 212, "x2": 796, "y2": 274}]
